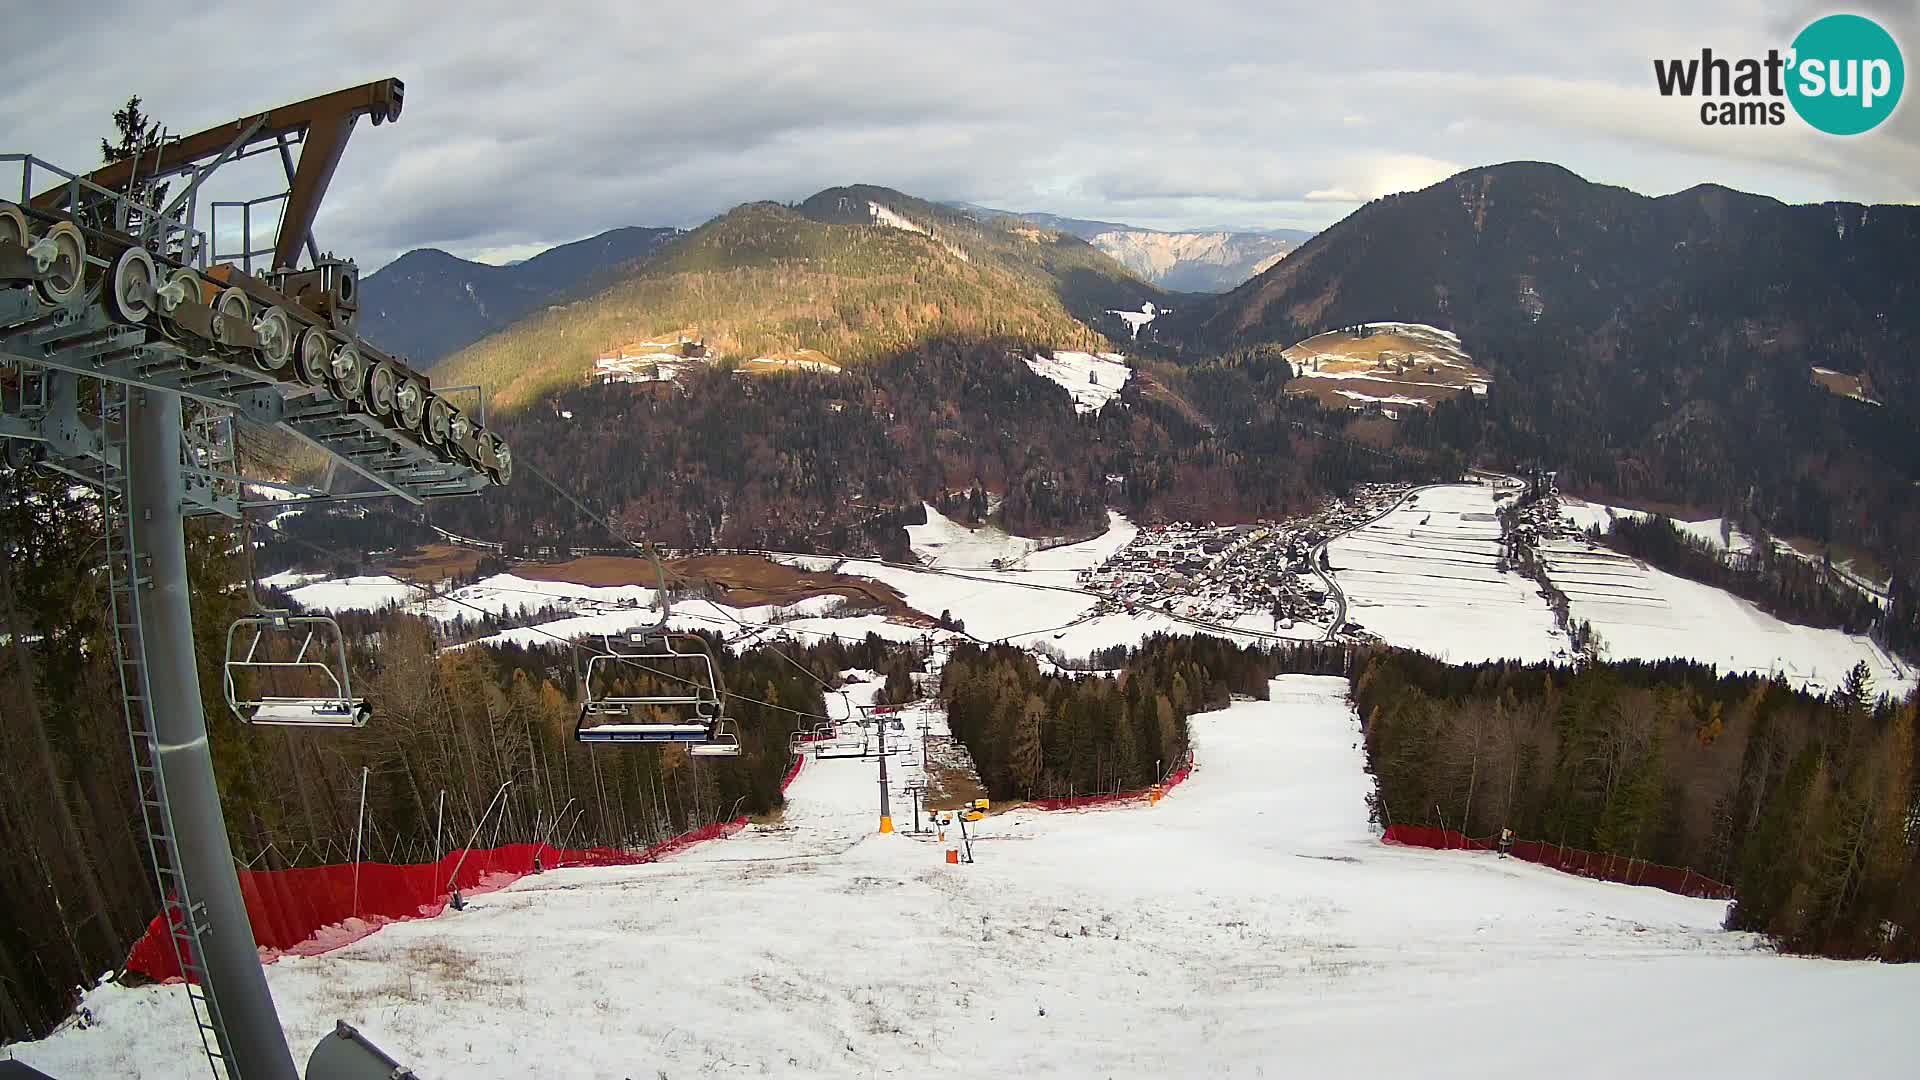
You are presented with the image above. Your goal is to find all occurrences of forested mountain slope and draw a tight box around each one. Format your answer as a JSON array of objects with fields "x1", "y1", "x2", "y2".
[
  {"x1": 434, "y1": 186, "x2": 1163, "y2": 410},
  {"x1": 1167, "y1": 162, "x2": 1920, "y2": 641},
  {"x1": 358, "y1": 226, "x2": 680, "y2": 367},
  {"x1": 428, "y1": 338, "x2": 1424, "y2": 550}
]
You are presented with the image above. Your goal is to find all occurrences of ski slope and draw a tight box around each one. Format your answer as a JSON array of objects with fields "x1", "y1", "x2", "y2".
[
  {"x1": 1539, "y1": 539, "x2": 1913, "y2": 697},
  {"x1": 23, "y1": 676, "x2": 1918, "y2": 1079},
  {"x1": 1328, "y1": 483, "x2": 1567, "y2": 663},
  {"x1": 907, "y1": 503, "x2": 1040, "y2": 567},
  {"x1": 1022, "y1": 350, "x2": 1131, "y2": 414}
]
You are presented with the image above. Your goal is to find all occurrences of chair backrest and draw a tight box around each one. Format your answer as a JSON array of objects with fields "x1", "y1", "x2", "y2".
[
  {"x1": 223, "y1": 611, "x2": 368, "y2": 729},
  {"x1": 576, "y1": 632, "x2": 727, "y2": 745}
]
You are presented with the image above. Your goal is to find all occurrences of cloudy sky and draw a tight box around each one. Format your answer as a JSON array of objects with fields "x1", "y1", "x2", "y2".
[{"x1": 8, "y1": 0, "x2": 1915, "y2": 269}]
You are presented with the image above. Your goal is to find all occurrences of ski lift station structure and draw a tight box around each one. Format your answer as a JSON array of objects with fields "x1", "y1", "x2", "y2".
[{"x1": 1, "y1": 79, "x2": 505, "y2": 1079}]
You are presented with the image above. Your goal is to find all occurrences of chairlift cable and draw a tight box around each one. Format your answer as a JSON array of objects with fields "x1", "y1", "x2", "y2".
[
  {"x1": 517, "y1": 458, "x2": 844, "y2": 697},
  {"x1": 255, "y1": 526, "x2": 841, "y2": 723}
]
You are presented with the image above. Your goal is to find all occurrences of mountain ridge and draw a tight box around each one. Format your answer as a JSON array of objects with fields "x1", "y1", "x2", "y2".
[
  {"x1": 433, "y1": 184, "x2": 1163, "y2": 409},
  {"x1": 358, "y1": 225, "x2": 681, "y2": 367},
  {"x1": 1167, "y1": 159, "x2": 1920, "y2": 607}
]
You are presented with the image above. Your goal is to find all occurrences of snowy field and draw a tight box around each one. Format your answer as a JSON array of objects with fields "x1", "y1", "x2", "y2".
[
  {"x1": 906, "y1": 503, "x2": 1041, "y2": 567},
  {"x1": 25, "y1": 675, "x2": 1919, "y2": 1079},
  {"x1": 1022, "y1": 350, "x2": 1131, "y2": 414},
  {"x1": 282, "y1": 571, "x2": 884, "y2": 650},
  {"x1": 1328, "y1": 483, "x2": 1567, "y2": 663},
  {"x1": 1556, "y1": 497, "x2": 1755, "y2": 556},
  {"x1": 1538, "y1": 539, "x2": 1914, "y2": 697}
]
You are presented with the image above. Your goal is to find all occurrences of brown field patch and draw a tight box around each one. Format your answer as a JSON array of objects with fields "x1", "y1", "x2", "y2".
[
  {"x1": 385, "y1": 543, "x2": 491, "y2": 583},
  {"x1": 742, "y1": 349, "x2": 841, "y2": 375},
  {"x1": 515, "y1": 553, "x2": 927, "y2": 622},
  {"x1": 1809, "y1": 366, "x2": 1882, "y2": 406},
  {"x1": 1282, "y1": 324, "x2": 1490, "y2": 413}
]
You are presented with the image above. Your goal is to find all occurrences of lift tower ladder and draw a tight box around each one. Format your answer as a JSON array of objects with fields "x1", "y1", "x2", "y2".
[
  {"x1": 2, "y1": 78, "x2": 509, "y2": 1080},
  {"x1": 99, "y1": 379, "x2": 231, "y2": 1075}
]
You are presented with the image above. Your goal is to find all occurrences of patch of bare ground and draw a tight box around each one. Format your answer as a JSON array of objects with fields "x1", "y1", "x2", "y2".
[{"x1": 516, "y1": 554, "x2": 930, "y2": 623}]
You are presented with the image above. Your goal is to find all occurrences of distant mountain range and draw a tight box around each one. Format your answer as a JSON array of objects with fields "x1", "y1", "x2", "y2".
[
  {"x1": 949, "y1": 203, "x2": 1313, "y2": 292},
  {"x1": 357, "y1": 226, "x2": 681, "y2": 367}
]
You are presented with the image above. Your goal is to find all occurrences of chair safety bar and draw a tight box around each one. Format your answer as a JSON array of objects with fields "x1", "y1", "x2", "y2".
[
  {"x1": 223, "y1": 611, "x2": 369, "y2": 729},
  {"x1": 574, "y1": 721, "x2": 714, "y2": 745},
  {"x1": 689, "y1": 720, "x2": 741, "y2": 758},
  {"x1": 575, "y1": 631, "x2": 727, "y2": 745}
]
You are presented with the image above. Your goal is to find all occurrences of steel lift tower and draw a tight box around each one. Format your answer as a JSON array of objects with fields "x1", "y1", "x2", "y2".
[{"x1": 2, "y1": 80, "x2": 508, "y2": 1079}]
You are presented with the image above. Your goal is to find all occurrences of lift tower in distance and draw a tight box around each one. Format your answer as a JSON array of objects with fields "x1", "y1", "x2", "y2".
[{"x1": 2, "y1": 79, "x2": 509, "y2": 1079}]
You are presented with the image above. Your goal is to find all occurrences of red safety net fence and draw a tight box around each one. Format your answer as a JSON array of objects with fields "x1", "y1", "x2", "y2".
[
  {"x1": 126, "y1": 822, "x2": 747, "y2": 983},
  {"x1": 127, "y1": 752, "x2": 813, "y2": 983},
  {"x1": 1381, "y1": 824, "x2": 1734, "y2": 901},
  {"x1": 1028, "y1": 756, "x2": 1196, "y2": 812}
]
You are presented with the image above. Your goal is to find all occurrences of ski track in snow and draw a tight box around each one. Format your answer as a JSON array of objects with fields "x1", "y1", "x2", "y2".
[
  {"x1": 1328, "y1": 483, "x2": 1567, "y2": 663},
  {"x1": 24, "y1": 675, "x2": 1920, "y2": 1078}
]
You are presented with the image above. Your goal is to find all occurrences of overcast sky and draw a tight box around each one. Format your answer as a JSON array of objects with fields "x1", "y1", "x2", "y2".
[{"x1": 7, "y1": 1, "x2": 1916, "y2": 270}]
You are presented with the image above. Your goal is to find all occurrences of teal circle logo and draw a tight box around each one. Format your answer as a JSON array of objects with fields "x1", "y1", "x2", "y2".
[{"x1": 1787, "y1": 14, "x2": 1904, "y2": 135}]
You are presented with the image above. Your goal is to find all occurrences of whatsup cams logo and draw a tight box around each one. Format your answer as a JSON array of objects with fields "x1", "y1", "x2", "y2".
[{"x1": 1653, "y1": 13, "x2": 1904, "y2": 134}]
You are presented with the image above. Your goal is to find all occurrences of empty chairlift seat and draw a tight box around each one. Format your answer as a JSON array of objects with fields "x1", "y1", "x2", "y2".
[
  {"x1": 688, "y1": 719, "x2": 742, "y2": 758},
  {"x1": 575, "y1": 632, "x2": 733, "y2": 748},
  {"x1": 223, "y1": 610, "x2": 370, "y2": 729}
]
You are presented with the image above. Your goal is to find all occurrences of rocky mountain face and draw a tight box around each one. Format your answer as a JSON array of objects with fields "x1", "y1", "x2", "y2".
[
  {"x1": 949, "y1": 202, "x2": 1312, "y2": 291},
  {"x1": 357, "y1": 225, "x2": 680, "y2": 367},
  {"x1": 1087, "y1": 229, "x2": 1297, "y2": 292}
]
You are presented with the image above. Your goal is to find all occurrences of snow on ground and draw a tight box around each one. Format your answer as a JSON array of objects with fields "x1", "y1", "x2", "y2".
[
  {"x1": 243, "y1": 483, "x2": 306, "y2": 502},
  {"x1": 285, "y1": 570, "x2": 898, "y2": 652},
  {"x1": 1105, "y1": 301, "x2": 1158, "y2": 339},
  {"x1": 1022, "y1": 350, "x2": 1131, "y2": 414},
  {"x1": 1334, "y1": 388, "x2": 1429, "y2": 406},
  {"x1": 285, "y1": 575, "x2": 417, "y2": 613},
  {"x1": 1538, "y1": 539, "x2": 1914, "y2": 697},
  {"x1": 1329, "y1": 484, "x2": 1566, "y2": 663},
  {"x1": 1557, "y1": 498, "x2": 1754, "y2": 556},
  {"x1": 28, "y1": 675, "x2": 1919, "y2": 1079},
  {"x1": 1017, "y1": 511, "x2": 1138, "y2": 574},
  {"x1": 836, "y1": 559, "x2": 1099, "y2": 642},
  {"x1": 1671, "y1": 516, "x2": 1755, "y2": 555},
  {"x1": 868, "y1": 200, "x2": 928, "y2": 236},
  {"x1": 907, "y1": 503, "x2": 1039, "y2": 567},
  {"x1": 1556, "y1": 496, "x2": 1646, "y2": 535}
]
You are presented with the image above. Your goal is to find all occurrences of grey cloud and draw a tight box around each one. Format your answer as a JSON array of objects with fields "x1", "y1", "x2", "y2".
[{"x1": 6, "y1": 0, "x2": 1915, "y2": 270}]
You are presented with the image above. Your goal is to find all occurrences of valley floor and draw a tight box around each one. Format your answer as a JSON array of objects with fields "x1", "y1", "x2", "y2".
[{"x1": 21, "y1": 676, "x2": 1918, "y2": 1078}]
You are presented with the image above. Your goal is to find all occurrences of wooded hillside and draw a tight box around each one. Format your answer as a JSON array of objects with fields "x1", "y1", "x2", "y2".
[{"x1": 1354, "y1": 649, "x2": 1919, "y2": 959}]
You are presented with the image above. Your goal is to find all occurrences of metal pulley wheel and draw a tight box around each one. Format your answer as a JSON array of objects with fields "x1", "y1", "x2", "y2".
[
  {"x1": 296, "y1": 327, "x2": 333, "y2": 385},
  {"x1": 253, "y1": 306, "x2": 296, "y2": 371},
  {"x1": 159, "y1": 267, "x2": 204, "y2": 315},
  {"x1": 329, "y1": 343, "x2": 366, "y2": 401},
  {"x1": 367, "y1": 361, "x2": 400, "y2": 415},
  {"x1": 212, "y1": 287, "x2": 251, "y2": 346},
  {"x1": 0, "y1": 202, "x2": 28, "y2": 249},
  {"x1": 424, "y1": 394, "x2": 452, "y2": 445},
  {"x1": 106, "y1": 247, "x2": 158, "y2": 324},
  {"x1": 395, "y1": 379, "x2": 429, "y2": 431},
  {"x1": 31, "y1": 222, "x2": 87, "y2": 305}
]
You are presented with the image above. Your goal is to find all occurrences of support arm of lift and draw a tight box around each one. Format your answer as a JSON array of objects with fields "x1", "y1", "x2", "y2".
[{"x1": 32, "y1": 79, "x2": 404, "y2": 270}]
